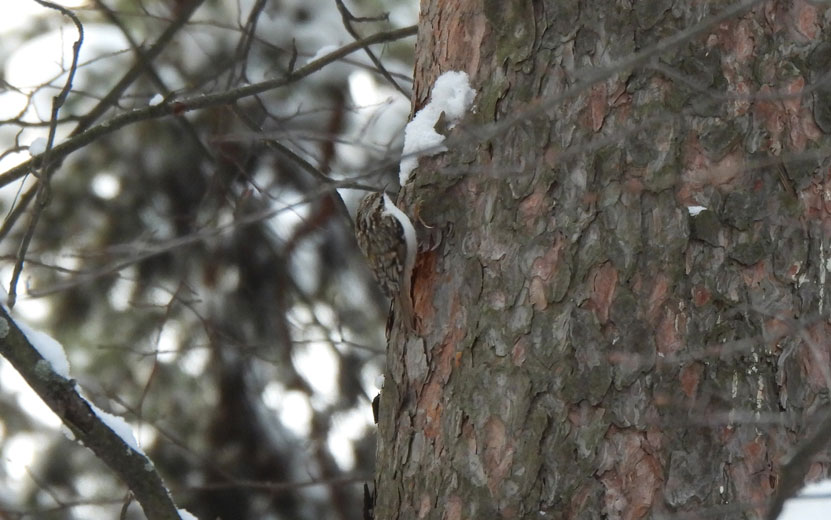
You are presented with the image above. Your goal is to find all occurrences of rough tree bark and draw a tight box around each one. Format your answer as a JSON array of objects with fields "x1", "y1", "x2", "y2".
[{"x1": 375, "y1": 1, "x2": 831, "y2": 519}]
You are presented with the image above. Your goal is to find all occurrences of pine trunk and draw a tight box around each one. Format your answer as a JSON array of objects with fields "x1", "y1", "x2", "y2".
[{"x1": 375, "y1": 1, "x2": 831, "y2": 518}]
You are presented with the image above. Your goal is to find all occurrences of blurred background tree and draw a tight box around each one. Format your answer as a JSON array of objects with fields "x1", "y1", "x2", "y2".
[{"x1": 0, "y1": 1, "x2": 415, "y2": 518}]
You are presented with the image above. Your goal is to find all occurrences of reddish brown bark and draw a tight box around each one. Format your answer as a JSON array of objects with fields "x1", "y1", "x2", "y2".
[{"x1": 375, "y1": 1, "x2": 831, "y2": 518}]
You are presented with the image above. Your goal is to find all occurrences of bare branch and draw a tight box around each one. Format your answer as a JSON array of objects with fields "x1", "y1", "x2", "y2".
[
  {"x1": 334, "y1": 0, "x2": 409, "y2": 98},
  {"x1": 72, "y1": 0, "x2": 206, "y2": 135},
  {"x1": 8, "y1": 0, "x2": 85, "y2": 308},
  {"x1": 0, "y1": 307, "x2": 182, "y2": 519},
  {"x1": 0, "y1": 25, "x2": 419, "y2": 190}
]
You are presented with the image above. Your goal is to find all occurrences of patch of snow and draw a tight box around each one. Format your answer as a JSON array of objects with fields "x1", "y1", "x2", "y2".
[
  {"x1": 15, "y1": 320, "x2": 69, "y2": 378},
  {"x1": 29, "y1": 137, "x2": 47, "y2": 156},
  {"x1": 399, "y1": 71, "x2": 476, "y2": 184},
  {"x1": 177, "y1": 508, "x2": 198, "y2": 520},
  {"x1": 308, "y1": 44, "x2": 340, "y2": 64},
  {"x1": 778, "y1": 479, "x2": 831, "y2": 519},
  {"x1": 88, "y1": 402, "x2": 144, "y2": 455}
]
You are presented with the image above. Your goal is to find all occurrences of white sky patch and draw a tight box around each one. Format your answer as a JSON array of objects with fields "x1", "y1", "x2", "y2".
[
  {"x1": 52, "y1": 247, "x2": 82, "y2": 273},
  {"x1": 75, "y1": 472, "x2": 110, "y2": 501},
  {"x1": 71, "y1": 504, "x2": 114, "y2": 520},
  {"x1": 329, "y1": 408, "x2": 373, "y2": 470},
  {"x1": 290, "y1": 240, "x2": 321, "y2": 294},
  {"x1": 261, "y1": 381, "x2": 285, "y2": 409},
  {"x1": 108, "y1": 273, "x2": 136, "y2": 312},
  {"x1": 0, "y1": 1, "x2": 87, "y2": 35},
  {"x1": 309, "y1": 44, "x2": 340, "y2": 63},
  {"x1": 326, "y1": 434, "x2": 355, "y2": 471},
  {"x1": 342, "y1": 71, "x2": 410, "y2": 169},
  {"x1": 342, "y1": 68, "x2": 411, "y2": 167},
  {"x1": 0, "y1": 151, "x2": 31, "y2": 179},
  {"x1": 28, "y1": 137, "x2": 47, "y2": 156},
  {"x1": 5, "y1": 24, "x2": 129, "y2": 115},
  {"x1": 217, "y1": 264, "x2": 240, "y2": 293},
  {"x1": 136, "y1": 426, "x2": 157, "y2": 455},
  {"x1": 0, "y1": 361, "x2": 61, "y2": 428},
  {"x1": 305, "y1": 43, "x2": 353, "y2": 84},
  {"x1": 14, "y1": 320, "x2": 70, "y2": 378},
  {"x1": 92, "y1": 172, "x2": 121, "y2": 199},
  {"x1": 3, "y1": 434, "x2": 38, "y2": 481},
  {"x1": 293, "y1": 341, "x2": 338, "y2": 406},
  {"x1": 257, "y1": 0, "x2": 350, "y2": 66},
  {"x1": 149, "y1": 93, "x2": 164, "y2": 106},
  {"x1": 263, "y1": 382, "x2": 318, "y2": 451},
  {"x1": 289, "y1": 303, "x2": 313, "y2": 325},
  {"x1": 88, "y1": 401, "x2": 143, "y2": 455},
  {"x1": 388, "y1": 2, "x2": 419, "y2": 28},
  {"x1": 216, "y1": 208, "x2": 237, "y2": 227},
  {"x1": 268, "y1": 190, "x2": 310, "y2": 241},
  {"x1": 5, "y1": 23, "x2": 119, "y2": 87},
  {"x1": 14, "y1": 296, "x2": 51, "y2": 323},
  {"x1": 0, "y1": 3, "x2": 40, "y2": 34},
  {"x1": 277, "y1": 389, "x2": 312, "y2": 438},
  {"x1": 312, "y1": 302, "x2": 337, "y2": 331},
  {"x1": 687, "y1": 205, "x2": 707, "y2": 216},
  {"x1": 399, "y1": 70, "x2": 476, "y2": 185},
  {"x1": 778, "y1": 479, "x2": 831, "y2": 519},
  {"x1": 349, "y1": 70, "x2": 381, "y2": 106},
  {"x1": 147, "y1": 286, "x2": 174, "y2": 306},
  {"x1": 1, "y1": 21, "x2": 130, "y2": 190},
  {"x1": 327, "y1": 428, "x2": 354, "y2": 470},
  {"x1": 180, "y1": 347, "x2": 210, "y2": 377},
  {"x1": 155, "y1": 322, "x2": 181, "y2": 364}
]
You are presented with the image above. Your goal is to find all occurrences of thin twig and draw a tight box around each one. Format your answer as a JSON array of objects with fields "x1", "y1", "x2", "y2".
[
  {"x1": 0, "y1": 180, "x2": 37, "y2": 245},
  {"x1": 0, "y1": 25, "x2": 419, "y2": 191},
  {"x1": 72, "y1": 0, "x2": 206, "y2": 135},
  {"x1": 334, "y1": 0, "x2": 409, "y2": 98},
  {"x1": 191, "y1": 474, "x2": 368, "y2": 492},
  {"x1": 93, "y1": 0, "x2": 216, "y2": 163},
  {"x1": 9, "y1": 1, "x2": 85, "y2": 308},
  {"x1": 22, "y1": 177, "x2": 377, "y2": 298},
  {"x1": 228, "y1": 0, "x2": 268, "y2": 86},
  {"x1": 0, "y1": 0, "x2": 209, "y2": 275}
]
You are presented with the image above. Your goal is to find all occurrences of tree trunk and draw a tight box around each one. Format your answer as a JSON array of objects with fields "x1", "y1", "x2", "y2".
[{"x1": 376, "y1": 1, "x2": 831, "y2": 518}]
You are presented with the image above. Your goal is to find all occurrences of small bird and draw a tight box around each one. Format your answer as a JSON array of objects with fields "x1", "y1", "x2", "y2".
[{"x1": 355, "y1": 192, "x2": 417, "y2": 331}]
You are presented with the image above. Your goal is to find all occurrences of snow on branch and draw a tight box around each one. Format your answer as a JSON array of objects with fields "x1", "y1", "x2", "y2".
[
  {"x1": 0, "y1": 305, "x2": 185, "y2": 519},
  {"x1": 399, "y1": 70, "x2": 477, "y2": 185}
]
